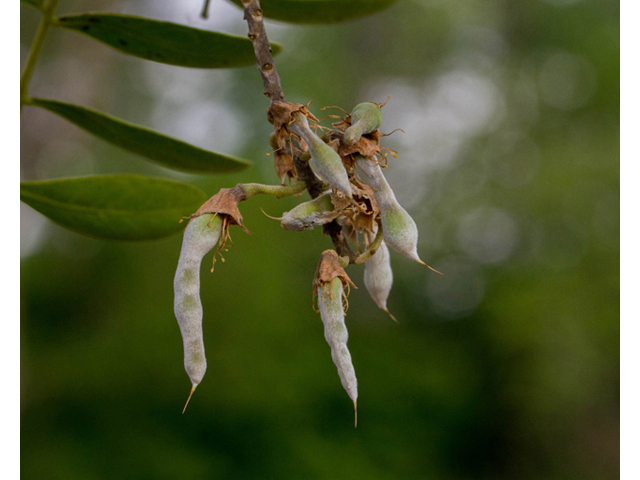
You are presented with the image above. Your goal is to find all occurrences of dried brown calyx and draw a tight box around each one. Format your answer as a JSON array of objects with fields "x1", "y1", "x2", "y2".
[
  {"x1": 268, "y1": 101, "x2": 322, "y2": 182},
  {"x1": 338, "y1": 130, "x2": 382, "y2": 160},
  {"x1": 269, "y1": 132, "x2": 297, "y2": 185},
  {"x1": 316, "y1": 128, "x2": 381, "y2": 173},
  {"x1": 268, "y1": 101, "x2": 319, "y2": 137},
  {"x1": 191, "y1": 186, "x2": 250, "y2": 234},
  {"x1": 330, "y1": 182, "x2": 380, "y2": 235},
  {"x1": 189, "y1": 186, "x2": 251, "y2": 269},
  {"x1": 312, "y1": 250, "x2": 356, "y2": 303}
]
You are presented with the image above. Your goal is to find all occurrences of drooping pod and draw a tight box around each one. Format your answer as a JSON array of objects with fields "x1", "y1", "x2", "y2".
[
  {"x1": 363, "y1": 228, "x2": 396, "y2": 321},
  {"x1": 174, "y1": 213, "x2": 222, "y2": 412},
  {"x1": 356, "y1": 155, "x2": 427, "y2": 266},
  {"x1": 343, "y1": 102, "x2": 382, "y2": 145},
  {"x1": 314, "y1": 250, "x2": 358, "y2": 426},
  {"x1": 280, "y1": 192, "x2": 338, "y2": 231},
  {"x1": 288, "y1": 112, "x2": 353, "y2": 198}
]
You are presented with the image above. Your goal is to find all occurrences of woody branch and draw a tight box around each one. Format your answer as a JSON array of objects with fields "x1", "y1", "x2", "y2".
[{"x1": 241, "y1": 0, "x2": 359, "y2": 263}]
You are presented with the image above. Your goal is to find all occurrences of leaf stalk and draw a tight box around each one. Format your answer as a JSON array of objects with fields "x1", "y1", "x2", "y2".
[{"x1": 20, "y1": 0, "x2": 60, "y2": 112}]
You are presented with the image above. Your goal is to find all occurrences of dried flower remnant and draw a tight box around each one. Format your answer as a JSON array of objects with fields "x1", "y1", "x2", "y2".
[
  {"x1": 174, "y1": 213, "x2": 222, "y2": 412},
  {"x1": 330, "y1": 182, "x2": 380, "y2": 235},
  {"x1": 269, "y1": 131, "x2": 296, "y2": 185}
]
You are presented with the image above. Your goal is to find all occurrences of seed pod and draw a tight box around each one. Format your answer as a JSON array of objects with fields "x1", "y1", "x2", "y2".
[
  {"x1": 281, "y1": 192, "x2": 338, "y2": 231},
  {"x1": 356, "y1": 156, "x2": 423, "y2": 264},
  {"x1": 363, "y1": 228, "x2": 396, "y2": 321},
  {"x1": 343, "y1": 102, "x2": 382, "y2": 145},
  {"x1": 174, "y1": 213, "x2": 222, "y2": 412},
  {"x1": 313, "y1": 250, "x2": 358, "y2": 425},
  {"x1": 289, "y1": 113, "x2": 353, "y2": 198},
  {"x1": 318, "y1": 277, "x2": 358, "y2": 424}
]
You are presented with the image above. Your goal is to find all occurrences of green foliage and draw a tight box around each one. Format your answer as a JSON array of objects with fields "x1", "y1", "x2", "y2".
[
  {"x1": 55, "y1": 13, "x2": 282, "y2": 69},
  {"x1": 20, "y1": 175, "x2": 208, "y2": 241},
  {"x1": 229, "y1": 0, "x2": 398, "y2": 24},
  {"x1": 30, "y1": 98, "x2": 252, "y2": 174}
]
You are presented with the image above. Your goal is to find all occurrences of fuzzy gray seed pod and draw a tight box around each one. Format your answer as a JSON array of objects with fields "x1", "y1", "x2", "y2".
[
  {"x1": 318, "y1": 277, "x2": 358, "y2": 422},
  {"x1": 289, "y1": 113, "x2": 353, "y2": 198},
  {"x1": 344, "y1": 102, "x2": 382, "y2": 145},
  {"x1": 281, "y1": 192, "x2": 337, "y2": 231},
  {"x1": 356, "y1": 156, "x2": 423, "y2": 264},
  {"x1": 364, "y1": 228, "x2": 395, "y2": 321},
  {"x1": 174, "y1": 213, "x2": 222, "y2": 412}
]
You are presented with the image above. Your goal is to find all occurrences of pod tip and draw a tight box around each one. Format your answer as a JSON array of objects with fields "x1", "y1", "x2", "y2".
[
  {"x1": 354, "y1": 401, "x2": 358, "y2": 428},
  {"x1": 182, "y1": 385, "x2": 197, "y2": 414},
  {"x1": 417, "y1": 260, "x2": 443, "y2": 275},
  {"x1": 383, "y1": 308, "x2": 398, "y2": 323},
  {"x1": 260, "y1": 207, "x2": 282, "y2": 221}
]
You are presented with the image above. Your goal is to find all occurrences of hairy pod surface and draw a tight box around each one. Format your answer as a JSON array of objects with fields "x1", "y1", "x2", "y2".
[
  {"x1": 356, "y1": 156, "x2": 423, "y2": 263},
  {"x1": 174, "y1": 213, "x2": 222, "y2": 402},
  {"x1": 318, "y1": 277, "x2": 358, "y2": 411},
  {"x1": 364, "y1": 228, "x2": 394, "y2": 314},
  {"x1": 281, "y1": 192, "x2": 337, "y2": 231},
  {"x1": 289, "y1": 113, "x2": 353, "y2": 198},
  {"x1": 344, "y1": 102, "x2": 382, "y2": 145}
]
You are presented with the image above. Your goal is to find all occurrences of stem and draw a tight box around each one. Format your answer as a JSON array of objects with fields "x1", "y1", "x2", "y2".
[
  {"x1": 323, "y1": 221, "x2": 359, "y2": 263},
  {"x1": 354, "y1": 222, "x2": 384, "y2": 265},
  {"x1": 242, "y1": 0, "x2": 284, "y2": 102},
  {"x1": 20, "y1": 0, "x2": 60, "y2": 111},
  {"x1": 239, "y1": 181, "x2": 307, "y2": 199},
  {"x1": 200, "y1": 0, "x2": 212, "y2": 18}
]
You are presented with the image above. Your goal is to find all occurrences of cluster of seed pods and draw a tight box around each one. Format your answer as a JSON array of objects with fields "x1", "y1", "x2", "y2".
[{"x1": 173, "y1": 100, "x2": 437, "y2": 423}]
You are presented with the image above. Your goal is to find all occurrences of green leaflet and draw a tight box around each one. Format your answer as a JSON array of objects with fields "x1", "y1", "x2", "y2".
[
  {"x1": 228, "y1": 0, "x2": 398, "y2": 24},
  {"x1": 20, "y1": 175, "x2": 208, "y2": 241},
  {"x1": 55, "y1": 13, "x2": 282, "y2": 68},
  {"x1": 30, "y1": 98, "x2": 252, "y2": 174}
]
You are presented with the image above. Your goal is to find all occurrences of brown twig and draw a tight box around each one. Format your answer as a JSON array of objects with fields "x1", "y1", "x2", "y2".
[
  {"x1": 242, "y1": 0, "x2": 284, "y2": 102},
  {"x1": 241, "y1": 0, "x2": 358, "y2": 263}
]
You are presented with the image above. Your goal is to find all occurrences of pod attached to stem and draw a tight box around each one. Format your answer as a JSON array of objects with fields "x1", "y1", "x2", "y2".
[
  {"x1": 314, "y1": 250, "x2": 358, "y2": 426},
  {"x1": 343, "y1": 102, "x2": 382, "y2": 145},
  {"x1": 289, "y1": 112, "x2": 353, "y2": 198},
  {"x1": 174, "y1": 213, "x2": 222, "y2": 412},
  {"x1": 356, "y1": 155, "x2": 440, "y2": 275},
  {"x1": 363, "y1": 227, "x2": 396, "y2": 322},
  {"x1": 280, "y1": 191, "x2": 338, "y2": 231}
]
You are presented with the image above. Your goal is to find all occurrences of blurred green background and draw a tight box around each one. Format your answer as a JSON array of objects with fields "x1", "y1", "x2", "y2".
[{"x1": 21, "y1": 0, "x2": 619, "y2": 478}]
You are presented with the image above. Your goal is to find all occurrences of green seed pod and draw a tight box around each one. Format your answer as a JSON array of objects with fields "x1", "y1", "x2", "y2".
[
  {"x1": 281, "y1": 192, "x2": 337, "y2": 231},
  {"x1": 343, "y1": 102, "x2": 382, "y2": 145},
  {"x1": 364, "y1": 228, "x2": 395, "y2": 320},
  {"x1": 174, "y1": 213, "x2": 222, "y2": 412},
  {"x1": 318, "y1": 277, "x2": 358, "y2": 422},
  {"x1": 356, "y1": 156, "x2": 423, "y2": 264},
  {"x1": 289, "y1": 113, "x2": 353, "y2": 198}
]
